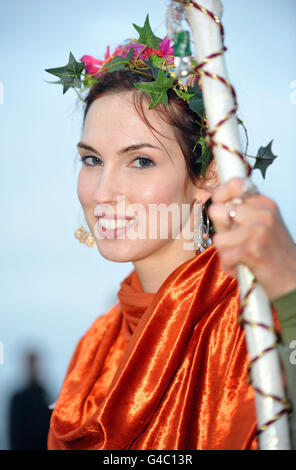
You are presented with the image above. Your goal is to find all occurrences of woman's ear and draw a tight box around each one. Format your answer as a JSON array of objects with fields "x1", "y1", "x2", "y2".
[
  {"x1": 203, "y1": 158, "x2": 220, "y2": 191},
  {"x1": 190, "y1": 158, "x2": 220, "y2": 204}
]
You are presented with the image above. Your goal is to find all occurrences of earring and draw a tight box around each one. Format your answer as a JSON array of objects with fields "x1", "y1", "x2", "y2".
[
  {"x1": 193, "y1": 201, "x2": 212, "y2": 252},
  {"x1": 74, "y1": 225, "x2": 96, "y2": 247},
  {"x1": 74, "y1": 208, "x2": 96, "y2": 247}
]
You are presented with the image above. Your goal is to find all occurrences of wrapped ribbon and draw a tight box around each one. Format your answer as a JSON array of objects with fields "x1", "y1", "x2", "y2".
[{"x1": 168, "y1": 0, "x2": 291, "y2": 450}]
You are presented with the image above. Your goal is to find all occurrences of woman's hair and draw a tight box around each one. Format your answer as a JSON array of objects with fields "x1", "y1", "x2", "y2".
[{"x1": 83, "y1": 69, "x2": 212, "y2": 186}]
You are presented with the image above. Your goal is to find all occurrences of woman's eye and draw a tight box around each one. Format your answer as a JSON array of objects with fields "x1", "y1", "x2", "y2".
[
  {"x1": 132, "y1": 157, "x2": 155, "y2": 169},
  {"x1": 80, "y1": 156, "x2": 102, "y2": 167},
  {"x1": 79, "y1": 155, "x2": 154, "y2": 169}
]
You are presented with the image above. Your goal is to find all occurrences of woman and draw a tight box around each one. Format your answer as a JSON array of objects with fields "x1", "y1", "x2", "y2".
[{"x1": 46, "y1": 25, "x2": 296, "y2": 450}]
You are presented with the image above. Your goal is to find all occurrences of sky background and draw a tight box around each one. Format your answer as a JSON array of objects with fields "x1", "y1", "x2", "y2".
[{"x1": 0, "y1": 0, "x2": 295, "y2": 449}]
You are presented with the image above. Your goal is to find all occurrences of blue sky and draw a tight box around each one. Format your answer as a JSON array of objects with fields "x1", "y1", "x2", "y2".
[{"x1": 0, "y1": 0, "x2": 295, "y2": 449}]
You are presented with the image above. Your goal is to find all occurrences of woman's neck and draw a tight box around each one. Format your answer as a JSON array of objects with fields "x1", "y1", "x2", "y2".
[{"x1": 133, "y1": 240, "x2": 198, "y2": 294}]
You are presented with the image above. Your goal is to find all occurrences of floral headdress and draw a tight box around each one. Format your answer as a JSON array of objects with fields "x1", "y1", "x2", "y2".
[{"x1": 45, "y1": 14, "x2": 277, "y2": 178}]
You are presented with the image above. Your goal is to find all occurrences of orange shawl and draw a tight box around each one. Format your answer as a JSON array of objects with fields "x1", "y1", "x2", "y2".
[{"x1": 48, "y1": 245, "x2": 257, "y2": 450}]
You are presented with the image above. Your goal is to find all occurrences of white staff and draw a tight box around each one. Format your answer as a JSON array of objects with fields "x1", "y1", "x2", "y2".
[{"x1": 171, "y1": 0, "x2": 291, "y2": 450}]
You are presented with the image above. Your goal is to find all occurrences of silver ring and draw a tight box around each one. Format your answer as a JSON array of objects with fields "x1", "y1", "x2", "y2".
[{"x1": 228, "y1": 206, "x2": 237, "y2": 226}]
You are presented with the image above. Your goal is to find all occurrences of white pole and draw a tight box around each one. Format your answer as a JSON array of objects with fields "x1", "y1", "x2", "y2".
[{"x1": 183, "y1": 0, "x2": 290, "y2": 450}]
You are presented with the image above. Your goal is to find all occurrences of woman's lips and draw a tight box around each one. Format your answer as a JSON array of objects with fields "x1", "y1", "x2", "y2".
[{"x1": 94, "y1": 218, "x2": 138, "y2": 239}]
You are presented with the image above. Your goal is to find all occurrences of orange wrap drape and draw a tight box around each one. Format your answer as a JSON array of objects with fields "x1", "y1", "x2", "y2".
[{"x1": 48, "y1": 246, "x2": 258, "y2": 450}]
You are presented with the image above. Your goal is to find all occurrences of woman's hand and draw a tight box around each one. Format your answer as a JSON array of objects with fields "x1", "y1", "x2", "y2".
[{"x1": 208, "y1": 177, "x2": 296, "y2": 300}]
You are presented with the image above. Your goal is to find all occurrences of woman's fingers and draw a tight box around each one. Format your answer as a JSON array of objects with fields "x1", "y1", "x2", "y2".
[
  {"x1": 212, "y1": 177, "x2": 245, "y2": 203},
  {"x1": 212, "y1": 177, "x2": 262, "y2": 204},
  {"x1": 208, "y1": 199, "x2": 278, "y2": 234},
  {"x1": 213, "y1": 223, "x2": 270, "y2": 268},
  {"x1": 208, "y1": 178, "x2": 296, "y2": 299}
]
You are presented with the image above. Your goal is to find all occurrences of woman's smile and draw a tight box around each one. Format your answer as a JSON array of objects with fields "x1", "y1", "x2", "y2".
[{"x1": 95, "y1": 216, "x2": 138, "y2": 239}]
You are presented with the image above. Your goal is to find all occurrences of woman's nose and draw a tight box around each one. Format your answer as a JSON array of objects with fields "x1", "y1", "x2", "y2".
[{"x1": 92, "y1": 167, "x2": 124, "y2": 205}]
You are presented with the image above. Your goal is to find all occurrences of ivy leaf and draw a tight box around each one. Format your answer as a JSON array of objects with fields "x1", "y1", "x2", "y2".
[
  {"x1": 104, "y1": 48, "x2": 134, "y2": 72},
  {"x1": 82, "y1": 75, "x2": 100, "y2": 89},
  {"x1": 143, "y1": 57, "x2": 159, "y2": 79},
  {"x1": 45, "y1": 52, "x2": 85, "y2": 94},
  {"x1": 194, "y1": 137, "x2": 212, "y2": 178},
  {"x1": 145, "y1": 54, "x2": 167, "y2": 80},
  {"x1": 253, "y1": 140, "x2": 278, "y2": 178},
  {"x1": 133, "y1": 14, "x2": 162, "y2": 50},
  {"x1": 174, "y1": 87, "x2": 195, "y2": 101},
  {"x1": 44, "y1": 79, "x2": 63, "y2": 85},
  {"x1": 187, "y1": 82, "x2": 205, "y2": 118},
  {"x1": 134, "y1": 69, "x2": 174, "y2": 109},
  {"x1": 150, "y1": 53, "x2": 165, "y2": 68}
]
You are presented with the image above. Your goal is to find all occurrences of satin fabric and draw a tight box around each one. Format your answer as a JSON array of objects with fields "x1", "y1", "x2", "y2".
[{"x1": 48, "y1": 245, "x2": 259, "y2": 450}]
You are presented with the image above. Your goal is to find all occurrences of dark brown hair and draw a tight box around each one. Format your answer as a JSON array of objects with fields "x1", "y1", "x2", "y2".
[{"x1": 83, "y1": 69, "x2": 211, "y2": 186}]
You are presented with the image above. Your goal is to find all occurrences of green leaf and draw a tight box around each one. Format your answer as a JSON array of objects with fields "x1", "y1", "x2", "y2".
[
  {"x1": 150, "y1": 53, "x2": 165, "y2": 68},
  {"x1": 82, "y1": 75, "x2": 100, "y2": 89},
  {"x1": 44, "y1": 79, "x2": 63, "y2": 85},
  {"x1": 253, "y1": 140, "x2": 278, "y2": 178},
  {"x1": 134, "y1": 69, "x2": 174, "y2": 109},
  {"x1": 143, "y1": 57, "x2": 159, "y2": 79},
  {"x1": 45, "y1": 52, "x2": 85, "y2": 94},
  {"x1": 194, "y1": 137, "x2": 212, "y2": 178},
  {"x1": 133, "y1": 14, "x2": 162, "y2": 50},
  {"x1": 174, "y1": 87, "x2": 195, "y2": 101},
  {"x1": 104, "y1": 48, "x2": 134, "y2": 72},
  {"x1": 187, "y1": 82, "x2": 205, "y2": 117}
]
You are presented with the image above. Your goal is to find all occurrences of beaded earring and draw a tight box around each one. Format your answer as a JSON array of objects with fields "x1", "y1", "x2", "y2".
[
  {"x1": 193, "y1": 200, "x2": 212, "y2": 252},
  {"x1": 74, "y1": 208, "x2": 96, "y2": 247},
  {"x1": 74, "y1": 225, "x2": 96, "y2": 247}
]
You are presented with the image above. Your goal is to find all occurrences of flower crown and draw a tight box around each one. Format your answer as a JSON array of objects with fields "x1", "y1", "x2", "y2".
[{"x1": 45, "y1": 14, "x2": 277, "y2": 179}]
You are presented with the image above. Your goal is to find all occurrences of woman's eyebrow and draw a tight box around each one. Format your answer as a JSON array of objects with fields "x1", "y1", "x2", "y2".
[
  {"x1": 77, "y1": 142, "x2": 99, "y2": 154},
  {"x1": 77, "y1": 141, "x2": 161, "y2": 156},
  {"x1": 117, "y1": 143, "x2": 162, "y2": 154}
]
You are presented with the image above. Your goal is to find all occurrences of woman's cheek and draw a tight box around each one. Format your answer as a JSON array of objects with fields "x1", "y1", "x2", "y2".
[
  {"x1": 77, "y1": 169, "x2": 95, "y2": 209},
  {"x1": 138, "y1": 179, "x2": 179, "y2": 206}
]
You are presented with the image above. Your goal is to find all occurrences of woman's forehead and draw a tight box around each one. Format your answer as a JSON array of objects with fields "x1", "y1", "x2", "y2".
[{"x1": 82, "y1": 92, "x2": 178, "y2": 147}]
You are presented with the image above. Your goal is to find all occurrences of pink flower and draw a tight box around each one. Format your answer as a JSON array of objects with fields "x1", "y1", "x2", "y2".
[
  {"x1": 80, "y1": 36, "x2": 175, "y2": 77},
  {"x1": 113, "y1": 44, "x2": 132, "y2": 59},
  {"x1": 80, "y1": 55, "x2": 103, "y2": 75},
  {"x1": 130, "y1": 43, "x2": 148, "y2": 60},
  {"x1": 111, "y1": 38, "x2": 174, "y2": 62},
  {"x1": 127, "y1": 37, "x2": 175, "y2": 62},
  {"x1": 159, "y1": 37, "x2": 174, "y2": 57}
]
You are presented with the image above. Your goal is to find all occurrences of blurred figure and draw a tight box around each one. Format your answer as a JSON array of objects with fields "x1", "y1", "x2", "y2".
[{"x1": 8, "y1": 351, "x2": 52, "y2": 450}]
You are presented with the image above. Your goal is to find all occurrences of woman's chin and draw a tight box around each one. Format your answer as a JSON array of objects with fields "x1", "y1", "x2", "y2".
[
  {"x1": 95, "y1": 240, "x2": 143, "y2": 263},
  {"x1": 95, "y1": 239, "x2": 165, "y2": 263}
]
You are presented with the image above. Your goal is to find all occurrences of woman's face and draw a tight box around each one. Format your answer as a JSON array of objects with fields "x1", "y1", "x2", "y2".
[{"x1": 77, "y1": 91, "x2": 209, "y2": 263}]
